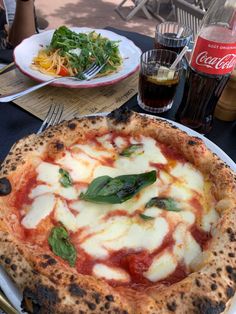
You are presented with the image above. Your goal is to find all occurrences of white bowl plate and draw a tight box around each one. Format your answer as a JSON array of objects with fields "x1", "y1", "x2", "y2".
[
  {"x1": 0, "y1": 114, "x2": 235, "y2": 313},
  {"x1": 13, "y1": 27, "x2": 142, "y2": 88}
]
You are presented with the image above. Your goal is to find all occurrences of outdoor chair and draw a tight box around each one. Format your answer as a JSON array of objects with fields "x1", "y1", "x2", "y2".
[
  {"x1": 115, "y1": 0, "x2": 152, "y2": 21},
  {"x1": 174, "y1": 0, "x2": 205, "y2": 39}
]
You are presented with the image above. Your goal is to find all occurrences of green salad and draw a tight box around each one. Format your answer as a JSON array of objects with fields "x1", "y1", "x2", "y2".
[{"x1": 48, "y1": 26, "x2": 122, "y2": 75}]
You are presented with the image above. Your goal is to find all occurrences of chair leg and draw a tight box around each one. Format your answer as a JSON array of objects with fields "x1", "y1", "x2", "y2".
[
  {"x1": 115, "y1": 0, "x2": 151, "y2": 21},
  {"x1": 141, "y1": 3, "x2": 153, "y2": 19}
]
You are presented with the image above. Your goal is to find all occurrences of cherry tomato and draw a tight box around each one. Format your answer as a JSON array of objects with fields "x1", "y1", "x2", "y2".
[{"x1": 59, "y1": 66, "x2": 69, "y2": 76}]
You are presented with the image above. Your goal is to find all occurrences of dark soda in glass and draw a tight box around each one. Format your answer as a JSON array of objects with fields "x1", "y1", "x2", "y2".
[
  {"x1": 176, "y1": 66, "x2": 230, "y2": 134},
  {"x1": 138, "y1": 72, "x2": 179, "y2": 110},
  {"x1": 155, "y1": 22, "x2": 192, "y2": 54},
  {"x1": 154, "y1": 33, "x2": 186, "y2": 54}
]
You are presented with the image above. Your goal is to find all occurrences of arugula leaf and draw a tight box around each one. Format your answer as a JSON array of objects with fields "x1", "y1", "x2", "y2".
[
  {"x1": 145, "y1": 197, "x2": 181, "y2": 212},
  {"x1": 48, "y1": 226, "x2": 76, "y2": 267},
  {"x1": 59, "y1": 168, "x2": 73, "y2": 188},
  {"x1": 80, "y1": 171, "x2": 156, "y2": 204},
  {"x1": 120, "y1": 144, "x2": 144, "y2": 157},
  {"x1": 139, "y1": 213, "x2": 155, "y2": 220}
]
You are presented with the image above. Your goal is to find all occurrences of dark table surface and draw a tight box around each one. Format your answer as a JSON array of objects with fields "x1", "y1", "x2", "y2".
[{"x1": 0, "y1": 26, "x2": 235, "y2": 163}]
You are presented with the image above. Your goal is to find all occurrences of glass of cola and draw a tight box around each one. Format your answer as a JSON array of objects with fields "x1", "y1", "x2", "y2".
[
  {"x1": 155, "y1": 22, "x2": 193, "y2": 54},
  {"x1": 137, "y1": 49, "x2": 182, "y2": 113}
]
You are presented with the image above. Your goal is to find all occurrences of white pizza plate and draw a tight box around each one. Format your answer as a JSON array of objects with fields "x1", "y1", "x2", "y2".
[
  {"x1": 13, "y1": 27, "x2": 141, "y2": 88},
  {"x1": 0, "y1": 115, "x2": 235, "y2": 313}
]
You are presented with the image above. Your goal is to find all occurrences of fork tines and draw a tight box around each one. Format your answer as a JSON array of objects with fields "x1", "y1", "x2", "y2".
[{"x1": 37, "y1": 104, "x2": 64, "y2": 134}]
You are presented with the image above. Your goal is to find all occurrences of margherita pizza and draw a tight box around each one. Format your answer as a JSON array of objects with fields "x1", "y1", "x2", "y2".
[{"x1": 0, "y1": 108, "x2": 235, "y2": 314}]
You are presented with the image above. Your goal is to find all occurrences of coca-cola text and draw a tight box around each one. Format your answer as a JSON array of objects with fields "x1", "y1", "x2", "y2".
[{"x1": 191, "y1": 36, "x2": 236, "y2": 75}]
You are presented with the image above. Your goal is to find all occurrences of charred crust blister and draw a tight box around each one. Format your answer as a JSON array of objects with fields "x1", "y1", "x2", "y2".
[
  {"x1": 86, "y1": 301, "x2": 96, "y2": 310},
  {"x1": 108, "y1": 107, "x2": 133, "y2": 124},
  {"x1": 167, "y1": 301, "x2": 177, "y2": 312},
  {"x1": 22, "y1": 284, "x2": 59, "y2": 313},
  {"x1": 188, "y1": 140, "x2": 197, "y2": 146},
  {"x1": 105, "y1": 295, "x2": 114, "y2": 302},
  {"x1": 54, "y1": 141, "x2": 64, "y2": 151},
  {"x1": 67, "y1": 122, "x2": 77, "y2": 130},
  {"x1": 92, "y1": 292, "x2": 101, "y2": 304},
  {"x1": 192, "y1": 297, "x2": 226, "y2": 314},
  {"x1": 0, "y1": 177, "x2": 12, "y2": 196},
  {"x1": 69, "y1": 283, "x2": 87, "y2": 297}
]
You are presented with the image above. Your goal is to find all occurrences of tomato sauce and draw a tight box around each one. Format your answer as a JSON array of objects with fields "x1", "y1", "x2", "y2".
[
  {"x1": 14, "y1": 176, "x2": 37, "y2": 208},
  {"x1": 75, "y1": 249, "x2": 95, "y2": 275},
  {"x1": 149, "y1": 162, "x2": 165, "y2": 171},
  {"x1": 104, "y1": 209, "x2": 128, "y2": 220},
  {"x1": 101, "y1": 156, "x2": 115, "y2": 167},
  {"x1": 159, "y1": 142, "x2": 187, "y2": 163},
  {"x1": 189, "y1": 197, "x2": 203, "y2": 213},
  {"x1": 190, "y1": 225, "x2": 211, "y2": 249},
  {"x1": 89, "y1": 232, "x2": 176, "y2": 288}
]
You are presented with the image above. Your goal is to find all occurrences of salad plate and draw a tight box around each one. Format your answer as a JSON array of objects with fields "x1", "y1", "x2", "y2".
[{"x1": 13, "y1": 27, "x2": 142, "y2": 88}]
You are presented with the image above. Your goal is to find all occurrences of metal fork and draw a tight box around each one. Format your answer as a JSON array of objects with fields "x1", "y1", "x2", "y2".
[
  {"x1": 37, "y1": 103, "x2": 64, "y2": 134},
  {"x1": 0, "y1": 61, "x2": 107, "y2": 103}
]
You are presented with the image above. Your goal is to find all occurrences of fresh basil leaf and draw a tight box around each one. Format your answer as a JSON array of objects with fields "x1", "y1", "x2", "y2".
[
  {"x1": 120, "y1": 144, "x2": 144, "y2": 157},
  {"x1": 139, "y1": 213, "x2": 155, "y2": 220},
  {"x1": 59, "y1": 168, "x2": 73, "y2": 187},
  {"x1": 145, "y1": 197, "x2": 181, "y2": 212},
  {"x1": 48, "y1": 226, "x2": 76, "y2": 267},
  {"x1": 80, "y1": 171, "x2": 156, "y2": 204}
]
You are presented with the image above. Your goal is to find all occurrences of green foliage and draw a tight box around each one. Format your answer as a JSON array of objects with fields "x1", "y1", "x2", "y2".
[
  {"x1": 49, "y1": 26, "x2": 122, "y2": 75},
  {"x1": 48, "y1": 226, "x2": 77, "y2": 267},
  {"x1": 80, "y1": 171, "x2": 157, "y2": 204}
]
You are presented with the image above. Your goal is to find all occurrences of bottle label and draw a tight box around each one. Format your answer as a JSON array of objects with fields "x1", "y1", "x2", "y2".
[{"x1": 191, "y1": 37, "x2": 236, "y2": 75}]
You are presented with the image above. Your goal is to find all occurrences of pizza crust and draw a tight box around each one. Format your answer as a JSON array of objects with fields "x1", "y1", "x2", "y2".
[{"x1": 0, "y1": 108, "x2": 236, "y2": 314}]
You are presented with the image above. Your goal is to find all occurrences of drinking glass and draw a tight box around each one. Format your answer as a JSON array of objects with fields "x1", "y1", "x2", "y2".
[
  {"x1": 137, "y1": 49, "x2": 182, "y2": 113},
  {"x1": 155, "y1": 22, "x2": 192, "y2": 53}
]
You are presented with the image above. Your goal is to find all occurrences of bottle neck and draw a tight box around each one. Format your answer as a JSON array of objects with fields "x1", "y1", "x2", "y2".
[{"x1": 200, "y1": 0, "x2": 236, "y2": 31}]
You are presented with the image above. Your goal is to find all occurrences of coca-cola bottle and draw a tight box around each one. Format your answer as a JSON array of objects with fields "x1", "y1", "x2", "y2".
[{"x1": 176, "y1": 0, "x2": 236, "y2": 134}]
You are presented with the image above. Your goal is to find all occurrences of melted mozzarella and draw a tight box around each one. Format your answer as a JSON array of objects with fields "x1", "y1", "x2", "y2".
[
  {"x1": 81, "y1": 216, "x2": 131, "y2": 258},
  {"x1": 170, "y1": 163, "x2": 204, "y2": 194},
  {"x1": 57, "y1": 151, "x2": 97, "y2": 182},
  {"x1": 143, "y1": 206, "x2": 163, "y2": 217},
  {"x1": 93, "y1": 264, "x2": 130, "y2": 282},
  {"x1": 173, "y1": 224, "x2": 201, "y2": 267},
  {"x1": 144, "y1": 252, "x2": 177, "y2": 282},
  {"x1": 30, "y1": 184, "x2": 55, "y2": 198},
  {"x1": 169, "y1": 185, "x2": 192, "y2": 201},
  {"x1": 114, "y1": 137, "x2": 167, "y2": 174},
  {"x1": 30, "y1": 183, "x2": 77, "y2": 201},
  {"x1": 93, "y1": 165, "x2": 121, "y2": 178},
  {"x1": 21, "y1": 194, "x2": 55, "y2": 228},
  {"x1": 159, "y1": 170, "x2": 173, "y2": 185},
  {"x1": 200, "y1": 207, "x2": 219, "y2": 232},
  {"x1": 113, "y1": 136, "x2": 126, "y2": 148},
  {"x1": 81, "y1": 216, "x2": 168, "y2": 259},
  {"x1": 73, "y1": 143, "x2": 114, "y2": 160},
  {"x1": 37, "y1": 162, "x2": 60, "y2": 185},
  {"x1": 184, "y1": 233, "x2": 202, "y2": 267},
  {"x1": 54, "y1": 199, "x2": 77, "y2": 232},
  {"x1": 96, "y1": 134, "x2": 114, "y2": 150},
  {"x1": 105, "y1": 217, "x2": 168, "y2": 252},
  {"x1": 167, "y1": 210, "x2": 195, "y2": 226}
]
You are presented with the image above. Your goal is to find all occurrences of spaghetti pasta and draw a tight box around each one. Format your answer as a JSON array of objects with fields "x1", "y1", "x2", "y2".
[{"x1": 32, "y1": 26, "x2": 122, "y2": 78}]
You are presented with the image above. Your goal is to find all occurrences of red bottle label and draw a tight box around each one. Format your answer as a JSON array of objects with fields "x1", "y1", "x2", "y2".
[{"x1": 191, "y1": 36, "x2": 236, "y2": 75}]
